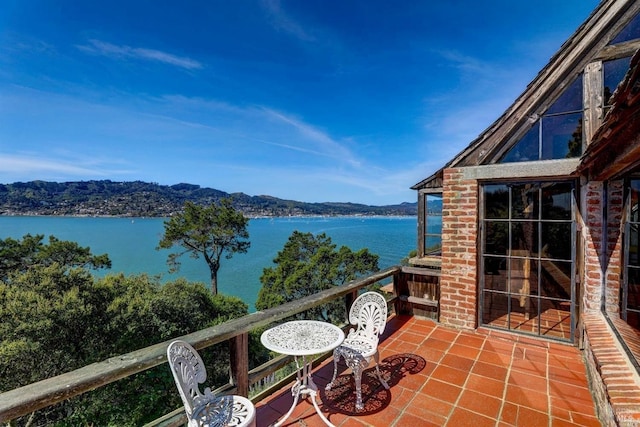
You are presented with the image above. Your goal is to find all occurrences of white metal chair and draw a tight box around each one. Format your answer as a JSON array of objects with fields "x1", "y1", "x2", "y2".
[
  {"x1": 325, "y1": 291, "x2": 389, "y2": 410},
  {"x1": 166, "y1": 340, "x2": 256, "y2": 427}
]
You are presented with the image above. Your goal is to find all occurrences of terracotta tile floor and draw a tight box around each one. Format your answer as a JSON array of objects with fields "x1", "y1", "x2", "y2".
[{"x1": 254, "y1": 315, "x2": 602, "y2": 427}]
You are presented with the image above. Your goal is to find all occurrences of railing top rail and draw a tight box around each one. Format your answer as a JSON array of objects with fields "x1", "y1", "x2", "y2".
[{"x1": 0, "y1": 266, "x2": 400, "y2": 423}]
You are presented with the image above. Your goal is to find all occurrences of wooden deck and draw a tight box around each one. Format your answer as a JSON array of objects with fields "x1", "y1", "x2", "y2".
[{"x1": 255, "y1": 315, "x2": 601, "y2": 427}]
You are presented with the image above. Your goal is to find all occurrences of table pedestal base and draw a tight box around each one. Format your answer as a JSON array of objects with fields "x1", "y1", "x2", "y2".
[{"x1": 271, "y1": 355, "x2": 335, "y2": 427}]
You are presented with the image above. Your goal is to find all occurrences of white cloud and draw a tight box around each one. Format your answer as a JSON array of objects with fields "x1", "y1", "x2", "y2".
[{"x1": 77, "y1": 39, "x2": 202, "y2": 70}]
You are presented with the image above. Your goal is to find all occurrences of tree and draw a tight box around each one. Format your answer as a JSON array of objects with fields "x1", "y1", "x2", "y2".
[
  {"x1": 256, "y1": 231, "x2": 379, "y2": 323},
  {"x1": 157, "y1": 199, "x2": 250, "y2": 295},
  {"x1": 0, "y1": 266, "x2": 251, "y2": 426},
  {"x1": 0, "y1": 231, "x2": 254, "y2": 426},
  {"x1": 0, "y1": 234, "x2": 111, "y2": 281}
]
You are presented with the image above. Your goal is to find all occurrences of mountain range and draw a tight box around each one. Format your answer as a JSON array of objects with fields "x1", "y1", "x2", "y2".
[{"x1": 0, "y1": 180, "x2": 418, "y2": 217}]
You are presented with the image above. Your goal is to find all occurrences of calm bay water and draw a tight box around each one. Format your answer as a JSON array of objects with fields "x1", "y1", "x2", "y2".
[{"x1": 0, "y1": 216, "x2": 416, "y2": 311}]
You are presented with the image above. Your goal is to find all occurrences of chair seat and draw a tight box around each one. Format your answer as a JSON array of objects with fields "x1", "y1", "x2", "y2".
[
  {"x1": 190, "y1": 395, "x2": 256, "y2": 427},
  {"x1": 340, "y1": 337, "x2": 377, "y2": 358}
]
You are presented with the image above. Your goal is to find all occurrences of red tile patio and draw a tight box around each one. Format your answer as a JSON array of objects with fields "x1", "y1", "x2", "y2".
[{"x1": 255, "y1": 315, "x2": 601, "y2": 427}]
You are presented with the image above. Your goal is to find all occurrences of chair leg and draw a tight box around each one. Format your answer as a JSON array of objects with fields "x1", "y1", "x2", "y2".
[
  {"x1": 373, "y1": 351, "x2": 389, "y2": 389},
  {"x1": 353, "y1": 364, "x2": 364, "y2": 411},
  {"x1": 325, "y1": 351, "x2": 341, "y2": 391},
  {"x1": 346, "y1": 355, "x2": 370, "y2": 411}
]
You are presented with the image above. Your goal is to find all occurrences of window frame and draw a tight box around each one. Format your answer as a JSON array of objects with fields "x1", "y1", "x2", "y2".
[
  {"x1": 424, "y1": 193, "x2": 442, "y2": 256},
  {"x1": 623, "y1": 179, "x2": 640, "y2": 328}
]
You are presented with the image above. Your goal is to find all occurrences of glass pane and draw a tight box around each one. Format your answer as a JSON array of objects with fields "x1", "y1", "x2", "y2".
[
  {"x1": 627, "y1": 311, "x2": 640, "y2": 329},
  {"x1": 511, "y1": 222, "x2": 538, "y2": 256},
  {"x1": 631, "y1": 180, "x2": 640, "y2": 222},
  {"x1": 426, "y1": 214, "x2": 442, "y2": 234},
  {"x1": 510, "y1": 257, "x2": 538, "y2": 296},
  {"x1": 484, "y1": 184, "x2": 509, "y2": 219},
  {"x1": 542, "y1": 223, "x2": 572, "y2": 260},
  {"x1": 426, "y1": 193, "x2": 443, "y2": 214},
  {"x1": 482, "y1": 291, "x2": 508, "y2": 327},
  {"x1": 541, "y1": 113, "x2": 583, "y2": 160},
  {"x1": 500, "y1": 122, "x2": 539, "y2": 163},
  {"x1": 424, "y1": 236, "x2": 442, "y2": 255},
  {"x1": 629, "y1": 225, "x2": 639, "y2": 268},
  {"x1": 610, "y1": 12, "x2": 640, "y2": 45},
  {"x1": 604, "y1": 56, "x2": 632, "y2": 105},
  {"x1": 511, "y1": 183, "x2": 539, "y2": 220},
  {"x1": 511, "y1": 296, "x2": 537, "y2": 333},
  {"x1": 539, "y1": 297, "x2": 571, "y2": 338},
  {"x1": 542, "y1": 182, "x2": 573, "y2": 220},
  {"x1": 540, "y1": 260, "x2": 572, "y2": 300},
  {"x1": 545, "y1": 75, "x2": 583, "y2": 114},
  {"x1": 628, "y1": 268, "x2": 640, "y2": 311},
  {"x1": 484, "y1": 256, "x2": 507, "y2": 291},
  {"x1": 484, "y1": 221, "x2": 508, "y2": 255}
]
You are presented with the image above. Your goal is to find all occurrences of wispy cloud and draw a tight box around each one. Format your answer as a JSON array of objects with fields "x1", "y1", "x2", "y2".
[
  {"x1": 77, "y1": 39, "x2": 202, "y2": 70},
  {"x1": 261, "y1": 0, "x2": 315, "y2": 42},
  {"x1": 432, "y1": 48, "x2": 496, "y2": 78},
  {"x1": 0, "y1": 153, "x2": 131, "y2": 177},
  {"x1": 0, "y1": 85, "x2": 414, "y2": 203},
  {"x1": 260, "y1": 108, "x2": 361, "y2": 167},
  {"x1": 148, "y1": 94, "x2": 363, "y2": 167}
]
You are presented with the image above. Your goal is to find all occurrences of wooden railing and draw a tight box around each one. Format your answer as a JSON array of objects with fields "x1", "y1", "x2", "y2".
[{"x1": 0, "y1": 266, "x2": 404, "y2": 425}]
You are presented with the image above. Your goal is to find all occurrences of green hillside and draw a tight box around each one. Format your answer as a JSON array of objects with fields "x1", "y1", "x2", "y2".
[{"x1": 0, "y1": 180, "x2": 417, "y2": 217}]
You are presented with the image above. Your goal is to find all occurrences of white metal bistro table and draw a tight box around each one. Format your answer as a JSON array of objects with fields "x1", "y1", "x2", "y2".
[{"x1": 260, "y1": 320, "x2": 344, "y2": 427}]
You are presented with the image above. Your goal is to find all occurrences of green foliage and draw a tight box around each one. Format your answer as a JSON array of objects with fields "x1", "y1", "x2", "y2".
[
  {"x1": 0, "y1": 235, "x2": 250, "y2": 426},
  {"x1": 158, "y1": 199, "x2": 250, "y2": 294},
  {"x1": 0, "y1": 234, "x2": 111, "y2": 281},
  {"x1": 256, "y1": 231, "x2": 379, "y2": 323},
  {"x1": 401, "y1": 249, "x2": 418, "y2": 266}
]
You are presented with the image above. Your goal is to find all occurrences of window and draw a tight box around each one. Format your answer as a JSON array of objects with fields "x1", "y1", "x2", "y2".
[
  {"x1": 609, "y1": 12, "x2": 640, "y2": 45},
  {"x1": 604, "y1": 56, "x2": 632, "y2": 112},
  {"x1": 481, "y1": 181, "x2": 575, "y2": 341},
  {"x1": 424, "y1": 193, "x2": 442, "y2": 255},
  {"x1": 623, "y1": 180, "x2": 640, "y2": 328},
  {"x1": 500, "y1": 76, "x2": 583, "y2": 163}
]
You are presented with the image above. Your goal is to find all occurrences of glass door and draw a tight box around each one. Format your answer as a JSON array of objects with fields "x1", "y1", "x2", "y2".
[{"x1": 480, "y1": 181, "x2": 576, "y2": 341}]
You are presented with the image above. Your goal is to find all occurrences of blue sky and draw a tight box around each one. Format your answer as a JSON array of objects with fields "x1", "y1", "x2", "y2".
[{"x1": 0, "y1": 0, "x2": 599, "y2": 205}]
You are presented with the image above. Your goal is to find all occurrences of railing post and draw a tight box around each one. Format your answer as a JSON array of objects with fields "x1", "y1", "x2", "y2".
[
  {"x1": 393, "y1": 270, "x2": 402, "y2": 314},
  {"x1": 229, "y1": 332, "x2": 249, "y2": 397},
  {"x1": 344, "y1": 289, "x2": 358, "y2": 320}
]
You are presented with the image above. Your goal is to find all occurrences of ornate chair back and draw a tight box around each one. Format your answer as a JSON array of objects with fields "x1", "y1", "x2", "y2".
[
  {"x1": 167, "y1": 340, "x2": 211, "y2": 419},
  {"x1": 167, "y1": 340, "x2": 256, "y2": 427},
  {"x1": 348, "y1": 291, "x2": 388, "y2": 340}
]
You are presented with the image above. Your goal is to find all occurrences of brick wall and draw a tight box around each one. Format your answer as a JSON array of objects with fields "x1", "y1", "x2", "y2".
[
  {"x1": 439, "y1": 168, "x2": 478, "y2": 329},
  {"x1": 581, "y1": 180, "x2": 640, "y2": 426},
  {"x1": 583, "y1": 313, "x2": 640, "y2": 426},
  {"x1": 582, "y1": 180, "x2": 623, "y2": 314},
  {"x1": 583, "y1": 181, "x2": 605, "y2": 313},
  {"x1": 606, "y1": 180, "x2": 624, "y2": 315}
]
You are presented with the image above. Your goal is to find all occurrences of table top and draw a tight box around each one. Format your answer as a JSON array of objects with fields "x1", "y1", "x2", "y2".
[{"x1": 260, "y1": 320, "x2": 345, "y2": 356}]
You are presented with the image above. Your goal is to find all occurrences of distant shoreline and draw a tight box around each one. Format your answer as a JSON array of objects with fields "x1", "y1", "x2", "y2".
[
  {"x1": 0, "y1": 213, "x2": 417, "y2": 220},
  {"x1": 0, "y1": 179, "x2": 418, "y2": 218}
]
